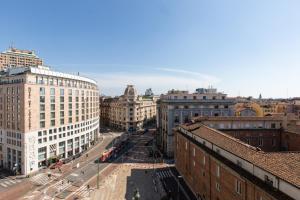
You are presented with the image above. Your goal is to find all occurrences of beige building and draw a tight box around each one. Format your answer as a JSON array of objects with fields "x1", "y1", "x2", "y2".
[
  {"x1": 0, "y1": 47, "x2": 43, "y2": 70},
  {"x1": 100, "y1": 85, "x2": 157, "y2": 132},
  {"x1": 156, "y1": 87, "x2": 235, "y2": 157},
  {"x1": 0, "y1": 66, "x2": 99, "y2": 175}
]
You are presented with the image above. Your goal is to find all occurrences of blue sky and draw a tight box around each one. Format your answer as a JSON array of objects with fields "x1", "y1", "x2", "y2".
[{"x1": 1, "y1": 0, "x2": 300, "y2": 98}]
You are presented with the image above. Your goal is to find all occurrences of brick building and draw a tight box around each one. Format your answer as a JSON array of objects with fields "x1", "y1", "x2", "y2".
[{"x1": 174, "y1": 118, "x2": 300, "y2": 200}]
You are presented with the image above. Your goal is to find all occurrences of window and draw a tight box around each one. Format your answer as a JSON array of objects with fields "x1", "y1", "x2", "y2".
[
  {"x1": 40, "y1": 104, "x2": 45, "y2": 111},
  {"x1": 271, "y1": 123, "x2": 276, "y2": 128},
  {"x1": 203, "y1": 96, "x2": 206, "y2": 100},
  {"x1": 174, "y1": 115, "x2": 179, "y2": 123},
  {"x1": 246, "y1": 138, "x2": 250, "y2": 144},
  {"x1": 51, "y1": 104, "x2": 55, "y2": 111},
  {"x1": 40, "y1": 96, "x2": 45, "y2": 103},
  {"x1": 39, "y1": 87, "x2": 45, "y2": 95},
  {"x1": 213, "y1": 96, "x2": 216, "y2": 100},
  {"x1": 216, "y1": 165, "x2": 220, "y2": 178},
  {"x1": 50, "y1": 96, "x2": 55, "y2": 103},
  {"x1": 40, "y1": 121, "x2": 45, "y2": 128},
  {"x1": 51, "y1": 120, "x2": 55, "y2": 126},
  {"x1": 60, "y1": 89, "x2": 64, "y2": 96},
  {"x1": 216, "y1": 182, "x2": 221, "y2": 192},
  {"x1": 50, "y1": 88, "x2": 55, "y2": 95},
  {"x1": 40, "y1": 113, "x2": 45, "y2": 120},
  {"x1": 203, "y1": 156, "x2": 206, "y2": 165},
  {"x1": 235, "y1": 179, "x2": 242, "y2": 194},
  {"x1": 259, "y1": 138, "x2": 263, "y2": 146},
  {"x1": 272, "y1": 138, "x2": 276, "y2": 147}
]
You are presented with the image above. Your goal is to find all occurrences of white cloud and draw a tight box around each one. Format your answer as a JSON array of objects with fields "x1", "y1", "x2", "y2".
[
  {"x1": 84, "y1": 69, "x2": 221, "y2": 96},
  {"x1": 156, "y1": 67, "x2": 221, "y2": 83}
]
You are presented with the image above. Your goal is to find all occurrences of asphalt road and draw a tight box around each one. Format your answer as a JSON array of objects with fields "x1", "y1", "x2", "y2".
[{"x1": 14, "y1": 132, "x2": 123, "y2": 200}]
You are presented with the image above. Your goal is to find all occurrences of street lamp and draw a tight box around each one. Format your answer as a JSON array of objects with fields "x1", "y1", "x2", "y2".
[
  {"x1": 97, "y1": 158, "x2": 100, "y2": 189},
  {"x1": 177, "y1": 176, "x2": 183, "y2": 200}
]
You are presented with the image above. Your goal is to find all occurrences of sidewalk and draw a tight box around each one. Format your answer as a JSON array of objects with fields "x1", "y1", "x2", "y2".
[{"x1": 90, "y1": 163, "x2": 166, "y2": 200}]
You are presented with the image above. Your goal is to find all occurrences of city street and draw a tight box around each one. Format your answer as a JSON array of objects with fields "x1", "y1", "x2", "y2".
[
  {"x1": 0, "y1": 132, "x2": 122, "y2": 200},
  {"x1": 0, "y1": 130, "x2": 195, "y2": 200}
]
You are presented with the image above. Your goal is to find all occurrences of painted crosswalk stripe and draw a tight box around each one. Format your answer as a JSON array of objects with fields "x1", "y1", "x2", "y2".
[
  {"x1": 0, "y1": 183, "x2": 8, "y2": 187},
  {"x1": 9, "y1": 180, "x2": 16, "y2": 184},
  {"x1": 166, "y1": 171, "x2": 171, "y2": 177},
  {"x1": 163, "y1": 171, "x2": 167, "y2": 178},
  {"x1": 4, "y1": 181, "x2": 12, "y2": 185},
  {"x1": 70, "y1": 173, "x2": 78, "y2": 177}
]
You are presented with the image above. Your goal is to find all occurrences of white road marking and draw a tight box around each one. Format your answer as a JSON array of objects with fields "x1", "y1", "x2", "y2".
[
  {"x1": 8, "y1": 180, "x2": 16, "y2": 184},
  {"x1": 0, "y1": 182, "x2": 8, "y2": 187},
  {"x1": 4, "y1": 181, "x2": 12, "y2": 185},
  {"x1": 70, "y1": 173, "x2": 79, "y2": 177}
]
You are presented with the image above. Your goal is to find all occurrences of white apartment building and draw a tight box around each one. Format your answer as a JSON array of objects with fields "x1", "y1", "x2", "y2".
[{"x1": 0, "y1": 66, "x2": 99, "y2": 175}]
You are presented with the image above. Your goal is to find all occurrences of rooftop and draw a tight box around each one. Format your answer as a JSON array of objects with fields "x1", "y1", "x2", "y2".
[
  {"x1": 179, "y1": 122, "x2": 300, "y2": 188},
  {"x1": 193, "y1": 116, "x2": 283, "y2": 122},
  {"x1": 0, "y1": 66, "x2": 97, "y2": 85}
]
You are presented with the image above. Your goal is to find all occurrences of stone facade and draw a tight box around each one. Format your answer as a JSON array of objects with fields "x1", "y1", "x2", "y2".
[
  {"x1": 156, "y1": 88, "x2": 235, "y2": 157},
  {"x1": 100, "y1": 85, "x2": 157, "y2": 132},
  {"x1": 0, "y1": 66, "x2": 99, "y2": 175}
]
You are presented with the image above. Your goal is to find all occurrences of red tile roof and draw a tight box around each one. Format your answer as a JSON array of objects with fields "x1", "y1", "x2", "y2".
[{"x1": 179, "y1": 123, "x2": 300, "y2": 187}]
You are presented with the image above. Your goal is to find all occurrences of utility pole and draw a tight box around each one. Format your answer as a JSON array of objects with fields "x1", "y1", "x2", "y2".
[{"x1": 97, "y1": 158, "x2": 100, "y2": 189}]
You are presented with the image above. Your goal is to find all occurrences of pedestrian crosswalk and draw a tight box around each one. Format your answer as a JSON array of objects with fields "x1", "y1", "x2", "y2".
[
  {"x1": 0, "y1": 178, "x2": 21, "y2": 188},
  {"x1": 30, "y1": 172, "x2": 61, "y2": 186},
  {"x1": 156, "y1": 170, "x2": 173, "y2": 179},
  {"x1": 73, "y1": 184, "x2": 91, "y2": 198},
  {"x1": 51, "y1": 178, "x2": 71, "y2": 192},
  {"x1": 30, "y1": 173, "x2": 51, "y2": 186}
]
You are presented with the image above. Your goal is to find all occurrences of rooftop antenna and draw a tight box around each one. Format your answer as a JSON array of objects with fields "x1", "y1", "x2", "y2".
[{"x1": 9, "y1": 41, "x2": 15, "y2": 49}]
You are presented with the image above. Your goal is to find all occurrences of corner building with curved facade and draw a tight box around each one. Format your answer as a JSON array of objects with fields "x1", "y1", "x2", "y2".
[{"x1": 0, "y1": 66, "x2": 99, "y2": 175}]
